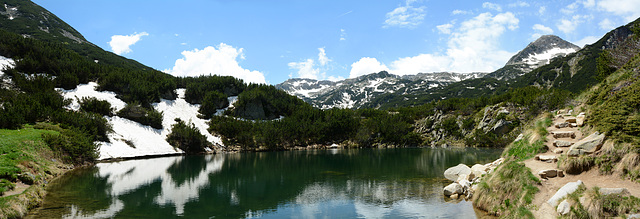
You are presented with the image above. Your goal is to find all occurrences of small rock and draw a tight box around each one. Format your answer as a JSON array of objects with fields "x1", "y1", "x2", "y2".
[
  {"x1": 514, "y1": 133, "x2": 524, "y2": 142},
  {"x1": 576, "y1": 114, "x2": 586, "y2": 127},
  {"x1": 548, "y1": 180, "x2": 584, "y2": 207},
  {"x1": 627, "y1": 213, "x2": 640, "y2": 219},
  {"x1": 557, "y1": 199, "x2": 571, "y2": 215},
  {"x1": 557, "y1": 109, "x2": 567, "y2": 115},
  {"x1": 539, "y1": 169, "x2": 559, "y2": 179},
  {"x1": 555, "y1": 122, "x2": 570, "y2": 128},
  {"x1": 444, "y1": 183, "x2": 463, "y2": 196},
  {"x1": 535, "y1": 155, "x2": 558, "y2": 162},
  {"x1": 569, "y1": 123, "x2": 578, "y2": 127},
  {"x1": 558, "y1": 170, "x2": 564, "y2": 177},
  {"x1": 554, "y1": 140, "x2": 573, "y2": 147},
  {"x1": 553, "y1": 148, "x2": 563, "y2": 154}
]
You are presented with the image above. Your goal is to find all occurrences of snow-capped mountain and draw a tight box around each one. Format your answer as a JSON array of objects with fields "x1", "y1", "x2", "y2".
[
  {"x1": 276, "y1": 71, "x2": 487, "y2": 109},
  {"x1": 487, "y1": 35, "x2": 580, "y2": 80}
]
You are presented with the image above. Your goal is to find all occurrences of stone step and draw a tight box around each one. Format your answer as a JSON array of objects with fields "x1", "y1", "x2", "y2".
[
  {"x1": 552, "y1": 131, "x2": 576, "y2": 139},
  {"x1": 535, "y1": 155, "x2": 558, "y2": 163},
  {"x1": 553, "y1": 140, "x2": 573, "y2": 147}
]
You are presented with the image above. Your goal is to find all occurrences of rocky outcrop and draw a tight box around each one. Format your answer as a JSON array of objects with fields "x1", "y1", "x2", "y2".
[
  {"x1": 442, "y1": 158, "x2": 505, "y2": 199},
  {"x1": 567, "y1": 132, "x2": 605, "y2": 156}
]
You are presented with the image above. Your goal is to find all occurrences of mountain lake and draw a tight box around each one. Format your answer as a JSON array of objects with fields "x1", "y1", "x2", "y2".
[{"x1": 27, "y1": 147, "x2": 502, "y2": 218}]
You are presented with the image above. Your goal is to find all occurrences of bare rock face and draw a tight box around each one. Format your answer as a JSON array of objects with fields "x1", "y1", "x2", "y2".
[
  {"x1": 444, "y1": 164, "x2": 471, "y2": 182},
  {"x1": 568, "y1": 132, "x2": 606, "y2": 156}
]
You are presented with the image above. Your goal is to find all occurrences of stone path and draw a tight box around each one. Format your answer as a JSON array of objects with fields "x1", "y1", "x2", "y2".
[{"x1": 523, "y1": 111, "x2": 640, "y2": 218}]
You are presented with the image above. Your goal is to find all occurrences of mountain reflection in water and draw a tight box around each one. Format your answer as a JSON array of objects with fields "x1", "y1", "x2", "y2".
[{"x1": 28, "y1": 148, "x2": 501, "y2": 219}]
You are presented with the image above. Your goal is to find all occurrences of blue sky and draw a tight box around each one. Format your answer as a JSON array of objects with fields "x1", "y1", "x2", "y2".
[{"x1": 33, "y1": 0, "x2": 640, "y2": 84}]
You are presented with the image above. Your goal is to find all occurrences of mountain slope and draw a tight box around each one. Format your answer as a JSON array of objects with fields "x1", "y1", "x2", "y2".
[{"x1": 277, "y1": 71, "x2": 487, "y2": 109}]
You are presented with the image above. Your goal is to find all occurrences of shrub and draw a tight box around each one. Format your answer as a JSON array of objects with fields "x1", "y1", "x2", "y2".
[
  {"x1": 43, "y1": 129, "x2": 99, "y2": 164},
  {"x1": 52, "y1": 111, "x2": 111, "y2": 142},
  {"x1": 117, "y1": 103, "x2": 163, "y2": 129},
  {"x1": 166, "y1": 119, "x2": 210, "y2": 154},
  {"x1": 198, "y1": 91, "x2": 229, "y2": 119},
  {"x1": 78, "y1": 97, "x2": 113, "y2": 116}
]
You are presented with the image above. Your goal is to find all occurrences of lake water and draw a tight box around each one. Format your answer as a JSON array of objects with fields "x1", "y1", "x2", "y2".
[{"x1": 28, "y1": 148, "x2": 502, "y2": 218}]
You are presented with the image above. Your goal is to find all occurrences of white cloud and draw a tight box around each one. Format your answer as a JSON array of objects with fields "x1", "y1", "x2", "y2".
[
  {"x1": 561, "y1": 2, "x2": 580, "y2": 14},
  {"x1": 452, "y1": 10, "x2": 471, "y2": 15},
  {"x1": 573, "y1": 35, "x2": 600, "y2": 47},
  {"x1": 288, "y1": 48, "x2": 332, "y2": 80},
  {"x1": 582, "y1": 0, "x2": 596, "y2": 8},
  {"x1": 383, "y1": 0, "x2": 426, "y2": 28},
  {"x1": 482, "y1": 2, "x2": 502, "y2": 12},
  {"x1": 318, "y1": 48, "x2": 331, "y2": 66},
  {"x1": 340, "y1": 29, "x2": 347, "y2": 41},
  {"x1": 508, "y1": 1, "x2": 530, "y2": 8},
  {"x1": 531, "y1": 24, "x2": 554, "y2": 40},
  {"x1": 539, "y1": 6, "x2": 546, "y2": 15},
  {"x1": 557, "y1": 15, "x2": 589, "y2": 34},
  {"x1": 436, "y1": 23, "x2": 454, "y2": 34},
  {"x1": 164, "y1": 43, "x2": 266, "y2": 84},
  {"x1": 349, "y1": 57, "x2": 389, "y2": 78},
  {"x1": 386, "y1": 12, "x2": 519, "y2": 75},
  {"x1": 109, "y1": 32, "x2": 148, "y2": 55},
  {"x1": 597, "y1": 0, "x2": 640, "y2": 22},
  {"x1": 599, "y1": 18, "x2": 617, "y2": 30}
]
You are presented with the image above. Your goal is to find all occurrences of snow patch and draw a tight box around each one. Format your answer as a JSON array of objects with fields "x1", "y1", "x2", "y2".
[
  {"x1": 57, "y1": 84, "x2": 224, "y2": 160},
  {"x1": 523, "y1": 48, "x2": 577, "y2": 65}
]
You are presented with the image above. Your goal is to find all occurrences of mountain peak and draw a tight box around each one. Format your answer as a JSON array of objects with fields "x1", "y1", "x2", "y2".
[{"x1": 506, "y1": 35, "x2": 580, "y2": 66}]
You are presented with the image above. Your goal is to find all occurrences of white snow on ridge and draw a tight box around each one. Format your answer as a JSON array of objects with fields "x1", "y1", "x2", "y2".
[
  {"x1": 523, "y1": 48, "x2": 577, "y2": 65},
  {"x1": 56, "y1": 82, "x2": 126, "y2": 111},
  {"x1": 0, "y1": 56, "x2": 15, "y2": 75},
  {"x1": 58, "y1": 83, "x2": 223, "y2": 160}
]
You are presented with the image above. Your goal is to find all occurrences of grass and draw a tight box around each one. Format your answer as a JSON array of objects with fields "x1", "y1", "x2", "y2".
[
  {"x1": 0, "y1": 125, "x2": 69, "y2": 218},
  {"x1": 502, "y1": 137, "x2": 546, "y2": 162},
  {"x1": 562, "y1": 186, "x2": 640, "y2": 218}
]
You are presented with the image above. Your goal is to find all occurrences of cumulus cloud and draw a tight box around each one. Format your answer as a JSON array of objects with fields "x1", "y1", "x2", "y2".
[
  {"x1": 350, "y1": 57, "x2": 389, "y2": 78},
  {"x1": 383, "y1": 0, "x2": 426, "y2": 28},
  {"x1": 508, "y1": 1, "x2": 530, "y2": 7},
  {"x1": 482, "y1": 2, "x2": 502, "y2": 12},
  {"x1": 164, "y1": 43, "x2": 266, "y2": 84},
  {"x1": 383, "y1": 12, "x2": 519, "y2": 75},
  {"x1": 557, "y1": 15, "x2": 589, "y2": 34},
  {"x1": 531, "y1": 24, "x2": 554, "y2": 40},
  {"x1": 109, "y1": 32, "x2": 148, "y2": 55},
  {"x1": 288, "y1": 48, "x2": 332, "y2": 80},
  {"x1": 597, "y1": 0, "x2": 640, "y2": 22},
  {"x1": 573, "y1": 35, "x2": 600, "y2": 47},
  {"x1": 599, "y1": 18, "x2": 617, "y2": 30}
]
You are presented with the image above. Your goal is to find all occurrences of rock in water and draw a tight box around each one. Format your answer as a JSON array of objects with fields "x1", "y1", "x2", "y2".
[
  {"x1": 444, "y1": 164, "x2": 471, "y2": 182},
  {"x1": 443, "y1": 183, "x2": 463, "y2": 196},
  {"x1": 568, "y1": 132, "x2": 605, "y2": 156}
]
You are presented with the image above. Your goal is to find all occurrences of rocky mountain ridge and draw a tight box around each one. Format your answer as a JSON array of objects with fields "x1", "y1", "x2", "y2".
[{"x1": 277, "y1": 35, "x2": 579, "y2": 109}]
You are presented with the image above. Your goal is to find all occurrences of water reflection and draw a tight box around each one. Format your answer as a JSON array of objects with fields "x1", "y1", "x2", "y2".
[{"x1": 29, "y1": 148, "x2": 501, "y2": 218}]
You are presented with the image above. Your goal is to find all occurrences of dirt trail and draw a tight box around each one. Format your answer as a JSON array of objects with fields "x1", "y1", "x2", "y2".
[{"x1": 523, "y1": 113, "x2": 640, "y2": 218}]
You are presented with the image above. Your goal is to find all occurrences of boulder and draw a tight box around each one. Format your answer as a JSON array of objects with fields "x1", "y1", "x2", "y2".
[
  {"x1": 443, "y1": 183, "x2": 463, "y2": 196},
  {"x1": 555, "y1": 122, "x2": 570, "y2": 128},
  {"x1": 444, "y1": 164, "x2": 471, "y2": 182},
  {"x1": 456, "y1": 174, "x2": 471, "y2": 183},
  {"x1": 450, "y1": 193, "x2": 459, "y2": 199},
  {"x1": 548, "y1": 180, "x2": 584, "y2": 207},
  {"x1": 553, "y1": 148, "x2": 563, "y2": 154},
  {"x1": 557, "y1": 200, "x2": 571, "y2": 215},
  {"x1": 470, "y1": 164, "x2": 488, "y2": 179},
  {"x1": 565, "y1": 117, "x2": 577, "y2": 123},
  {"x1": 568, "y1": 132, "x2": 606, "y2": 156},
  {"x1": 599, "y1": 188, "x2": 630, "y2": 196},
  {"x1": 514, "y1": 133, "x2": 524, "y2": 142},
  {"x1": 554, "y1": 140, "x2": 573, "y2": 147},
  {"x1": 576, "y1": 113, "x2": 586, "y2": 127},
  {"x1": 535, "y1": 155, "x2": 558, "y2": 162},
  {"x1": 552, "y1": 131, "x2": 576, "y2": 139},
  {"x1": 569, "y1": 123, "x2": 578, "y2": 127}
]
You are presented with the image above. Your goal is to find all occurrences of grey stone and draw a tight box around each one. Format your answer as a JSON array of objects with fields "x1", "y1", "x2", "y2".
[
  {"x1": 554, "y1": 140, "x2": 574, "y2": 147},
  {"x1": 576, "y1": 114, "x2": 586, "y2": 127},
  {"x1": 539, "y1": 169, "x2": 559, "y2": 179},
  {"x1": 548, "y1": 180, "x2": 584, "y2": 207},
  {"x1": 557, "y1": 199, "x2": 571, "y2": 215},
  {"x1": 444, "y1": 164, "x2": 471, "y2": 182},
  {"x1": 599, "y1": 188, "x2": 630, "y2": 196},
  {"x1": 443, "y1": 183, "x2": 463, "y2": 196},
  {"x1": 553, "y1": 148, "x2": 563, "y2": 154},
  {"x1": 470, "y1": 164, "x2": 488, "y2": 179},
  {"x1": 535, "y1": 155, "x2": 558, "y2": 162},
  {"x1": 555, "y1": 122, "x2": 570, "y2": 128},
  {"x1": 568, "y1": 132, "x2": 605, "y2": 156},
  {"x1": 552, "y1": 131, "x2": 576, "y2": 139}
]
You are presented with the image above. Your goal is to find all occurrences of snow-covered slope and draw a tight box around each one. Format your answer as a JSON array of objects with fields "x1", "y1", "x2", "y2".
[
  {"x1": 488, "y1": 35, "x2": 580, "y2": 80},
  {"x1": 276, "y1": 71, "x2": 486, "y2": 109},
  {"x1": 58, "y1": 83, "x2": 224, "y2": 160}
]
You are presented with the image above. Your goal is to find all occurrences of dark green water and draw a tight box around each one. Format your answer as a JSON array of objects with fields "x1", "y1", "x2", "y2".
[{"x1": 28, "y1": 148, "x2": 501, "y2": 218}]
